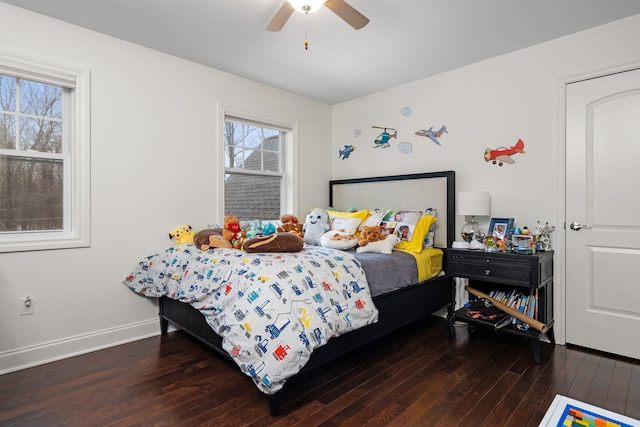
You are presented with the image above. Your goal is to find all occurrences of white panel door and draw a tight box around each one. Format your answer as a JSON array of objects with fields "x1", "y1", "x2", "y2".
[{"x1": 565, "y1": 68, "x2": 640, "y2": 360}]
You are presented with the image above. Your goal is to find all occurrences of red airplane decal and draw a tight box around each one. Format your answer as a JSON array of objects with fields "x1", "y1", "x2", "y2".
[{"x1": 484, "y1": 139, "x2": 525, "y2": 166}]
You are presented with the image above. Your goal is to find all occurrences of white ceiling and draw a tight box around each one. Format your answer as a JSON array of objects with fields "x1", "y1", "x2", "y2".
[{"x1": 3, "y1": 0, "x2": 640, "y2": 104}]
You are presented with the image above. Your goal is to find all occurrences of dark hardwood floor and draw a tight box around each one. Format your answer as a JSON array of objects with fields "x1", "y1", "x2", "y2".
[{"x1": 1, "y1": 317, "x2": 639, "y2": 426}]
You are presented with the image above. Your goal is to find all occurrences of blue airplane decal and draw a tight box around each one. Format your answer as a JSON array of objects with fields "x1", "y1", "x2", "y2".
[
  {"x1": 338, "y1": 145, "x2": 355, "y2": 159},
  {"x1": 415, "y1": 125, "x2": 448, "y2": 145}
]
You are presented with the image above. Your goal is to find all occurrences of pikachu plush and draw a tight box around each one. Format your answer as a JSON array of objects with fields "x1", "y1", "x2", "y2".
[{"x1": 169, "y1": 224, "x2": 194, "y2": 244}]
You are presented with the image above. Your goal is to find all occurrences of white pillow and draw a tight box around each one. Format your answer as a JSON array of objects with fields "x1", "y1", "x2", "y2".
[
  {"x1": 359, "y1": 209, "x2": 384, "y2": 231},
  {"x1": 330, "y1": 217, "x2": 361, "y2": 234}
]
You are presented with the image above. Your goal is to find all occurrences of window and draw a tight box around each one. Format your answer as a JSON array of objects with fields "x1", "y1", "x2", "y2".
[
  {"x1": 0, "y1": 55, "x2": 90, "y2": 252},
  {"x1": 223, "y1": 112, "x2": 294, "y2": 222}
]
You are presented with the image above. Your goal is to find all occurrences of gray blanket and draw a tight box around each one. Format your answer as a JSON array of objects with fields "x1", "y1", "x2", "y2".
[{"x1": 352, "y1": 250, "x2": 419, "y2": 297}]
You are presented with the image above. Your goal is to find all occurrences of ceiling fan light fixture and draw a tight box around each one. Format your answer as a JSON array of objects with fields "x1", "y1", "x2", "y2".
[{"x1": 287, "y1": 0, "x2": 326, "y2": 14}]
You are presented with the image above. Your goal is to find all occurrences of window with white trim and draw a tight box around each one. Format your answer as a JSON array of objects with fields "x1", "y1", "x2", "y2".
[
  {"x1": 0, "y1": 55, "x2": 90, "y2": 252},
  {"x1": 223, "y1": 113, "x2": 292, "y2": 221}
]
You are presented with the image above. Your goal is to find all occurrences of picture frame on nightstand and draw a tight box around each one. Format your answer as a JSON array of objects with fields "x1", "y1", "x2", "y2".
[
  {"x1": 512, "y1": 234, "x2": 535, "y2": 254},
  {"x1": 488, "y1": 217, "x2": 514, "y2": 241}
]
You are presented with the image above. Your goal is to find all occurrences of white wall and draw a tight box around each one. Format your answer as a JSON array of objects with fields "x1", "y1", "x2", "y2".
[
  {"x1": 0, "y1": 3, "x2": 332, "y2": 373},
  {"x1": 332, "y1": 15, "x2": 640, "y2": 343},
  {"x1": 1, "y1": 2, "x2": 638, "y2": 373}
]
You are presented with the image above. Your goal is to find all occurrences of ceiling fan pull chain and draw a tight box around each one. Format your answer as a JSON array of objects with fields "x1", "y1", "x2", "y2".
[{"x1": 305, "y1": 20, "x2": 309, "y2": 50}]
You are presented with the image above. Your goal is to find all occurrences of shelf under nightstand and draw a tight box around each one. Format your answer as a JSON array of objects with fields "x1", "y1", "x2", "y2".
[{"x1": 448, "y1": 248, "x2": 554, "y2": 363}]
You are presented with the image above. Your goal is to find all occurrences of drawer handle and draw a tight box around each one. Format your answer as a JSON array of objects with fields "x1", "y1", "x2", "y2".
[{"x1": 485, "y1": 269, "x2": 491, "y2": 276}]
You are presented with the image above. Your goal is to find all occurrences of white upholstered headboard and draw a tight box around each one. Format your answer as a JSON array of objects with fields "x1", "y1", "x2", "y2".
[{"x1": 329, "y1": 171, "x2": 456, "y2": 248}]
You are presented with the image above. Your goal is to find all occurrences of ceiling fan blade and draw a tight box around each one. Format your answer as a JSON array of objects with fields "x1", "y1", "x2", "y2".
[
  {"x1": 324, "y1": 0, "x2": 369, "y2": 30},
  {"x1": 266, "y1": 1, "x2": 295, "y2": 32}
]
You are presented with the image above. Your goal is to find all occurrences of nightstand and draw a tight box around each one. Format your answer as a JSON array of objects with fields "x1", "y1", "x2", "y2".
[{"x1": 448, "y1": 248, "x2": 554, "y2": 363}]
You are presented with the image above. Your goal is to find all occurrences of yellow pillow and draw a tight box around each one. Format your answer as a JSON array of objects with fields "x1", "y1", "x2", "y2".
[
  {"x1": 328, "y1": 209, "x2": 370, "y2": 223},
  {"x1": 395, "y1": 215, "x2": 437, "y2": 253},
  {"x1": 328, "y1": 209, "x2": 368, "y2": 226}
]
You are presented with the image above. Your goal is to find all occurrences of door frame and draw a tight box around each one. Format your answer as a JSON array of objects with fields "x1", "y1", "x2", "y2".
[{"x1": 553, "y1": 59, "x2": 640, "y2": 346}]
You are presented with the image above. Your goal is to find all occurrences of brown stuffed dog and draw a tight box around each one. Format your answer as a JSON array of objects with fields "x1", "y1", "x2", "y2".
[
  {"x1": 358, "y1": 225, "x2": 383, "y2": 247},
  {"x1": 193, "y1": 228, "x2": 232, "y2": 250}
]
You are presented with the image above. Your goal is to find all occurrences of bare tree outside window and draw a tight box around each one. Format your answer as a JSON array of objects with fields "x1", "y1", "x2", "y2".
[
  {"x1": 0, "y1": 75, "x2": 64, "y2": 232},
  {"x1": 224, "y1": 118, "x2": 284, "y2": 221}
]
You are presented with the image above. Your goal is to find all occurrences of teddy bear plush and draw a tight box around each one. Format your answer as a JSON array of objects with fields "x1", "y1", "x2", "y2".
[
  {"x1": 169, "y1": 224, "x2": 194, "y2": 244},
  {"x1": 277, "y1": 214, "x2": 304, "y2": 238},
  {"x1": 222, "y1": 215, "x2": 240, "y2": 241},
  {"x1": 222, "y1": 215, "x2": 245, "y2": 248},
  {"x1": 303, "y1": 208, "x2": 330, "y2": 246},
  {"x1": 358, "y1": 225, "x2": 383, "y2": 247},
  {"x1": 356, "y1": 234, "x2": 399, "y2": 254}
]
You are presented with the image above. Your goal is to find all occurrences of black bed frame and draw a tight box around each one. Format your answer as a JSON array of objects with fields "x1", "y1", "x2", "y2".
[{"x1": 159, "y1": 171, "x2": 456, "y2": 416}]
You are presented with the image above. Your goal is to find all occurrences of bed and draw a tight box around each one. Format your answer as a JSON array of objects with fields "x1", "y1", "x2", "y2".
[{"x1": 124, "y1": 170, "x2": 456, "y2": 416}]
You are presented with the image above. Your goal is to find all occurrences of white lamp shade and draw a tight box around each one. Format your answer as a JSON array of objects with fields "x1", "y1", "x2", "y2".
[
  {"x1": 458, "y1": 191, "x2": 491, "y2": 216},
  {"x1": 288, "y1": 0, "x2": 326, "y2": 13}
]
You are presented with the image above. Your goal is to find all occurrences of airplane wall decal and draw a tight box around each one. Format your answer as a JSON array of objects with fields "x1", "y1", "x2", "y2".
[
  {"x1": 415, "y1": 125, "x2": 448, "y2": 145},
  {"x1": 338, "y1": 145, "x2": 355, "y2": 159},
  {"x1": 484, "y1": 139, "x2": 525, "y2": 165}
]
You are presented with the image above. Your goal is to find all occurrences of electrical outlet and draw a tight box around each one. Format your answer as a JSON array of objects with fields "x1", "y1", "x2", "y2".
[{"x1": 19, "y1": 296, "x2": 35, "y2": 316}]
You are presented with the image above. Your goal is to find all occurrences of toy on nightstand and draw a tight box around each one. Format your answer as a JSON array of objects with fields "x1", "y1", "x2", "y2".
[
  {"x1": 483, "y1": 235, "x2": 497, "y2": 251},
  {"x1": 496, "y1": 239, "x2": 508, "y2": 251},
  {"x1": 535, "y1": 221, "x2": 555, "y2": 251}
]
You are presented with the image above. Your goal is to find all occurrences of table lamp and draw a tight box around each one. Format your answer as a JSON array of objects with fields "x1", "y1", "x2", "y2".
[{"x1": 458, "y1": 191, "x2": 491, "y2": 242}]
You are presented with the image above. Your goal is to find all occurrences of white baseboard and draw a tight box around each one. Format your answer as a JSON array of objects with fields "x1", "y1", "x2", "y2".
[{"x1": 0, "y1": 319, "x2": 161, "y2": 375}]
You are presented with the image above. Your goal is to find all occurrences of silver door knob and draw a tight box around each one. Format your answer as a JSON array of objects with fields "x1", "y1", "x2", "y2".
[{"x1": 570, "y1": 222, "x2": 591, "y2": 231}]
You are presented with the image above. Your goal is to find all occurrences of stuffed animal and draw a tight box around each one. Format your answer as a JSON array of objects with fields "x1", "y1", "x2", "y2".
[
  {"x1": 242, "y1": 232, "x2": 304, "y2": 253},
  {"x1": 303, "y1": 208, "x2": 330, "y2": 246},
  {"x1": 169, "y1": 224, "x2": 194, "y2": 244},
  {"x1": 193, "y1": 228, "x2": 229, "y2": 251},
  {"x1": 356, "y1": 234, "x2": 399, "y2": 254},
  {"x1": 277, "y1": 214, "x2": 304, "y2": 237},
  {"x1": 222, "y1": 215, "x2": 240, "y2": 241},
  {"x1": 201, "y1": 234, "x2": 232, "y2": 250},
  {"x1": 221, "y1": 215, "x2": 245, "y2": 248},
  {"x1": 358, "y1": 225, "x2": 383, "y2": 247},
  {"x1": 320, "y1": 230, "x2": 358, "y2": 250},
  {"x1": 262, "y1": 222, "x2": 276, "y2": 235}
]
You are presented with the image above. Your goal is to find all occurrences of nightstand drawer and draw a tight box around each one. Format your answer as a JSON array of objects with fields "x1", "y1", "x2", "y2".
[
  {"x1": 451, "y1": 261, "x2": 530, "y2": 284},
  {"x1": 450, "y1": 252, "x2": 533, "y2": 285}
]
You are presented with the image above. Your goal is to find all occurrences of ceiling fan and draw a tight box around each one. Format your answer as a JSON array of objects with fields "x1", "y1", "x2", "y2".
[{"x1": 266, "y1": 0, "x2": 369, "y2": 32}]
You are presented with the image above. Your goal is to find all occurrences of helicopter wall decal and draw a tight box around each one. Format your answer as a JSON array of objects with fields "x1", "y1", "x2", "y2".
[
  {"x1": 372, "y1": 126, "x2": 397, "y2": 148},
  {"x1": 484, "y1": 139, "x2": 525, "y2": 165}
]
